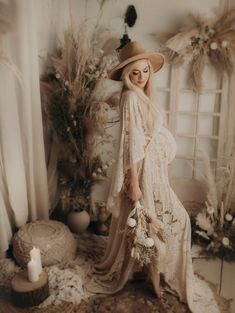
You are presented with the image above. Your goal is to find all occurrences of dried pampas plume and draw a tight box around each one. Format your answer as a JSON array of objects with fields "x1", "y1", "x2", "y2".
[{"x1": 156, "y1": 7, "x2": 235, "y2": 92}]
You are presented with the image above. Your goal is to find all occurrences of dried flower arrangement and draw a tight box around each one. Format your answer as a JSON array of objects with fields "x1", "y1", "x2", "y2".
[
  {"x1": 41, "y1": 25, "x2": 118, "y2": 214},
  {"x1": 126, "y1": 201, "x2": 165, "y2": 266},
  {"x1": 158, "y1": 8, "x2": 235, "y2": 92},
  {"x1": 191, "y1": 148, "x2": 235, "y2": 261}
]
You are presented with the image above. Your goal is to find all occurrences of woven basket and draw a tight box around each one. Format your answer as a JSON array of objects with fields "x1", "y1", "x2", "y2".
[{"x1": 12, "y1": 220, "x2": 77, "y2": 268}]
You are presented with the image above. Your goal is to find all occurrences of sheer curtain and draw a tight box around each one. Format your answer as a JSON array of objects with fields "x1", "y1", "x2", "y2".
[{"x1": 0, "y1": 0, "x2": 70, "y2": 252}]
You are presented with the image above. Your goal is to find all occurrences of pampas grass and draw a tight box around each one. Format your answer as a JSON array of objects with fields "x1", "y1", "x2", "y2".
[
  {"x1": 191, "y1": 148, "x2": 235, "y2": 260},
  {"x1": 157, "y1": 7, "x2": 235, "y2": 92},
  {"x1": 41, "y1": 25, "x2": 118, "y2": 213}
]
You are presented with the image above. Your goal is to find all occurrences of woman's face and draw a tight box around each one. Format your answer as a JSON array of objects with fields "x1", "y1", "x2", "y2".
[{"x1": 129, "y1": 59, "x2": 150, "y2": 90}]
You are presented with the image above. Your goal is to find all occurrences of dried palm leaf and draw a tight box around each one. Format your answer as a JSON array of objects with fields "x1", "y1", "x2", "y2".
[
  {"x1": 165, "y1": 28, "x2": 198, "y2": 52},
  {"x1": 195, "y1": 212, "x2": 214, "y2": 235}
]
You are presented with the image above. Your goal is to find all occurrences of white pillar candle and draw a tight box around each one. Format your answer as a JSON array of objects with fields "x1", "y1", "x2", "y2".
[
  {"x1": 30, "y1": 247, "x2": 42, "y2": 274},
  {"x1": 27, "y1": 259, "x2": 39, "y2": 282}
]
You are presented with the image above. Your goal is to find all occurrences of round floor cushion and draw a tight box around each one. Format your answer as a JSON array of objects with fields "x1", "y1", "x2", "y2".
[{"x1": 12, "y1": 220, "x2": 77, "y2": 268}]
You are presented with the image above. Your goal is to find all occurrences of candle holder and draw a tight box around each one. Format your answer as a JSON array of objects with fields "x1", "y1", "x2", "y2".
[{"x1": 11, "y1": 270, "x2": 49, "y2": 308}]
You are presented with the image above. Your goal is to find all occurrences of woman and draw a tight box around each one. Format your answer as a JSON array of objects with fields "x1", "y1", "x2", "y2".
[{"x1": 87, "y1": 41, "x2": 221, "y2": 313}]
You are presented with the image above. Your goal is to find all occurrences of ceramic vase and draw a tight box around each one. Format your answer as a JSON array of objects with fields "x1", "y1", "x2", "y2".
[{"x1": 67, "y1": 209, "x2": 90, "y2": 233}]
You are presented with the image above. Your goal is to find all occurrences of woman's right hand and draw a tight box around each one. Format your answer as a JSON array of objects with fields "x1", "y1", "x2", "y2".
[{"x1": 128, "y1": 183, "x2": 142, "y2": 207}]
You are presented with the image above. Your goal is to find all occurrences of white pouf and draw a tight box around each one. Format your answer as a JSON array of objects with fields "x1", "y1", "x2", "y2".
[{"x1": 12, "y1": 220, "x2": 77, "y2": 268}]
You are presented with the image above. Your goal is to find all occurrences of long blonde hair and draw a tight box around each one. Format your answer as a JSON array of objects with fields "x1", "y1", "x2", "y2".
[{"x1": 120, "y1": 59, "x2": 165, "y2": 133}]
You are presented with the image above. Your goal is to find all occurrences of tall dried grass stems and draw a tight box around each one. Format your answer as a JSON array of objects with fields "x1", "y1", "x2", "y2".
[
  {"x1": 158, "y1": 7, "x2": 235, "y2": 92},
  {"x1": 41, "y1": 25, "x2": 118, "y2": 213},
  {"x1": 191, "y1": 147, "x2": 235, "y2": 260}
]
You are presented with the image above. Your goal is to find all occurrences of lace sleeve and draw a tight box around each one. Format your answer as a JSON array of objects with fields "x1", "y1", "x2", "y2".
[
  {"x1": 122, "y1": 91, "x2": 146, "y2": 172},
  {"x1": 106, "y1": 91, "x2": 147, "y2": 218}
]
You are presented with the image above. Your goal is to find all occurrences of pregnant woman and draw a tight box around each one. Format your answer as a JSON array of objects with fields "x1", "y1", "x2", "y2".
[{"x1": 87, "y1": 41, "x2": 222, "y2": 313}]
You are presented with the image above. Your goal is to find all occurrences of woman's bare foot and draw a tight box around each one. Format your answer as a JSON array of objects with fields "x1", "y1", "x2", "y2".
[{"x1": 149, "y1": 264, "x2": 163, "y2": 299}]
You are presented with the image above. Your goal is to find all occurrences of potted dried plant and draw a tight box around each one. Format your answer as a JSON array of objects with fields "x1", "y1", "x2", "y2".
[{"x1": 41, "y1": 25, "x2": 117, "y2": 232}]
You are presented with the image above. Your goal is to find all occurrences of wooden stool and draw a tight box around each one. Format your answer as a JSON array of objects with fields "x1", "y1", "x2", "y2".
[{"x1": 11, "y1": 270, "x2": 49, "y2": 308}]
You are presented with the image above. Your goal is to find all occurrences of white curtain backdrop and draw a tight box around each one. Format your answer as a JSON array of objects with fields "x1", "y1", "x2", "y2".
[
  {"x1": 0, "y1": 0, "x2": 65, "y2": 252},
  {"x1": 0, "y1": 0, "x2": 91, "y2": 252}
]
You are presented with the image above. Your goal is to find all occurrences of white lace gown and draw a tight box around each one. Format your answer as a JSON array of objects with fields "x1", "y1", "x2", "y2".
[{"x1": 87, "y1": 90, "x2": 221, "y2": 313}]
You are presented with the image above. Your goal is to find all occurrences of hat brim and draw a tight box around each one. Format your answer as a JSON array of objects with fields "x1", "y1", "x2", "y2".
[{"x1": 108, "y1": 52, "x2": 165, "y2": 81}]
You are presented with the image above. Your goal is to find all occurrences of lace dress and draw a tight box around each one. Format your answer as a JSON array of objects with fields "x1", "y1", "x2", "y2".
[{"x1": 86, "y1": 90, "x2": 221, "y2": 313}]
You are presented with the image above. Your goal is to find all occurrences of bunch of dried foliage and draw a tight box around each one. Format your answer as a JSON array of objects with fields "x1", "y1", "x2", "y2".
[
  {"x1": 41, "y1": 25, "x2": 118, "y2": 213},
  {"x1": 191, "y1": 148, "x2": 235, "y2": 260},
  {"x1": 158, "y1": 8, "x2": 235, "y2": 92}
]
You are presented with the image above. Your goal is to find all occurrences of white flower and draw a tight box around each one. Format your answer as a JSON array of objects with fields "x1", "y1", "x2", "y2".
[
  {"x1": 108, "y1": 161, "x2": 113, "y2": 166},
  {"x1": 210, "y1": 42, "x2": 218, "y2": 50},
  {"x1": 145, "y1": 237, "x2": 155, "y2": 248},
  {"x1": 97, "y1": 168, "x2": 102, "y2": 173},
  {"x1": 207, "y1": 206, "x2": 214, "y2": 215},
  {"x1": 222, "y1": 237, "x2": 230, "y2": 246},
  {"x1": 221, "y1": 40, "x2": 229, "y2": 48},
  {"x1": 92, "y1": 172, "x2": 97, "y2": 177},
  {"x1": 65, "y1": 81, "x2": 69, "y2": 86},
  {"x1": 127, "y1": 218, "x2": 136, "y2": 228},
  {"x1": 55, "y1": 73, "x2": 60, "y2": 79},
  {"x1": 102, "y1": 165, "x2": 108, "y2": 170},
  {"x1": 225, "y1": 213, "x2": 233, "y2": 222}
]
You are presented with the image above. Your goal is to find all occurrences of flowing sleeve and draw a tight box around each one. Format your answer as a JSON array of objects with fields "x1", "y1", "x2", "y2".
[
  {"x1": 106, "y1": 91, "x2": 147, "y2": 218},
  {"x1": 122, "y1": 91, "x2": 146, "y2": 172}
]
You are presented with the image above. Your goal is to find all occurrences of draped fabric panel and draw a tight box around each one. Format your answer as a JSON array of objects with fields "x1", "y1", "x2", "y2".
[{"x1": 0, "y1": 0, "x2": 70, "y2": 252}]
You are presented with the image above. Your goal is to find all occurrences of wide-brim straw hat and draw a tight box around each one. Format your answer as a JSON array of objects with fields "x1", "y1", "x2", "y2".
[{"x1": 109, "y1": 41, "x2": 165, "y2": 81}]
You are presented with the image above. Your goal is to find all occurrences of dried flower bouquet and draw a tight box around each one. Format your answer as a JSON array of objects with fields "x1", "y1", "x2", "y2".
[
  {"x1": 41, "y1": 25, "x2": 118, "y2": 213},
  {"x1": 126, "y1": 201, "x2": 165, "y2": 266},
  {"x1": 158, "y1": 8, "x2": 235, "y2": 92},
  {"x1": 191, "y1": 148, "x2": 235, "y2": 261}
]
